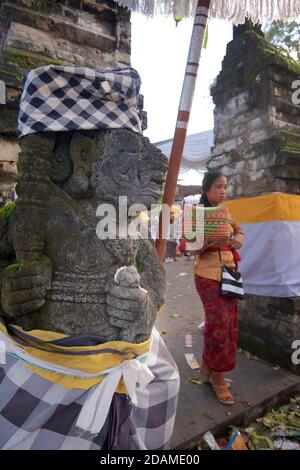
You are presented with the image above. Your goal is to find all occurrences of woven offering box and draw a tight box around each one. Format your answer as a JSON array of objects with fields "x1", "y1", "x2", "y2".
[{"x1": 183, "y1": 205, "x2": 233, "y2": 244}]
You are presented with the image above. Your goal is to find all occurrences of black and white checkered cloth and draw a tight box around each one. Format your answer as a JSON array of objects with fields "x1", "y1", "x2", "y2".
[
  {"x1": 18, "y1": 65, "x2": 143, "y2": 138},
  {"x1": 0, "y1": 325, "x2": 179, "y2": 450}
]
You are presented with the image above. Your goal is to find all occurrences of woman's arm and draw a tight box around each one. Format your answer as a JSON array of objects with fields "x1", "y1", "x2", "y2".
[
  {"x1": 186, "y1": 239, "x2": 228, "y2": 256},
  {"x1": 230, "y1": 220, "x2": 245, "y2": 249}
]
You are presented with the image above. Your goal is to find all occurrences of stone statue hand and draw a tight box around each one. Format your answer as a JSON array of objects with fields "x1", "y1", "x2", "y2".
[
  {"x1": 106, "y1": 266, "x2": 151, "y2": 343},
  {"x1": 1, "y1": 255, "x2": 52, "y2": 318}
]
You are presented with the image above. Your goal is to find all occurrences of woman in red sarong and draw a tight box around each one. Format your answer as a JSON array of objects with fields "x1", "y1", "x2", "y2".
[{"x1": 189, "y1": 170, "x2": 245, "y2": 405}]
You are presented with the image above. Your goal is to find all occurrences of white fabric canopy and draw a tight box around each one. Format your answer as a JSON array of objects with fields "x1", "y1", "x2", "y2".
[
  {"x1": 156, "y1": 129, "x2": 213, "y2": 186},
  {"x1": 238, "y1": 221, "x2": 300, "y2": 297},
  {"x1": 115, "y1": 0, "x2": 300, "y2": 24}
]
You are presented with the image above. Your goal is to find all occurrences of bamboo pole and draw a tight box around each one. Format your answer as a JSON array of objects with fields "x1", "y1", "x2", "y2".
[{"x1": 156, "y1": 0, "x2": 212, "y2": 260}]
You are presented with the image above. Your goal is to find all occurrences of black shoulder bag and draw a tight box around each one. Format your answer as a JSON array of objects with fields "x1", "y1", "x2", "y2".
[{"x1": 218, "y1": 248, "x2": 245, "y2": 299}]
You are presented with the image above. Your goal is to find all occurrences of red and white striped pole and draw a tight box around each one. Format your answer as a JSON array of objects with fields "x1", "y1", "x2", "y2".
[{"x1": 156, "y1": 0, "x2": 212, "y2": 260}]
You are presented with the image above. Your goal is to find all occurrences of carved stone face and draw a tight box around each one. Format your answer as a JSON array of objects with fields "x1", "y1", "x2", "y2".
[
  {"x1": 90, "y1": 129, "x2": 168, "y2": 208},
  {"x1": 53, "y1": 130, "x2": 106, "y2": 199}
]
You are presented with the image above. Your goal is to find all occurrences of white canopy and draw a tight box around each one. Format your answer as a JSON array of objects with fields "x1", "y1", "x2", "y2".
[
  {"x1": 115, "y1": 1, "x2": 300, "y2": 24},
  {"x1": 155, "y1": 129, "x2": 214, "y2": 186}
]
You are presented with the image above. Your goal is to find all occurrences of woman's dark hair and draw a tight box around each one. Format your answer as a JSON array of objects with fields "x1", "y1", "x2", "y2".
[{"x1": 200, "y1": 170, "x2": 224, "y2": 207}]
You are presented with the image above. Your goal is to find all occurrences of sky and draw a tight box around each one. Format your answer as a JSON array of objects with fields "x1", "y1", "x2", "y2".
[{"x1": 131, "y1": 13, "x2": 233, "y2": 144}]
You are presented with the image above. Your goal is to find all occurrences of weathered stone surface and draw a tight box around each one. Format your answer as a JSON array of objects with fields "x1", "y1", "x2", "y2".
[
  {"x1": 0, "y1": 79, "x2": 5, "y2": 104},
  {"x1": 4, "y1": 22, "x2": 129, "y2": 69},
  {"x1": 0, "y1": 136, "x2": 20, "y2": 162},
  {"x1": 238, "y1": 295, "x2": 300, "y2": 375},
  {"x1": 0, "y1": 180, "x2": 16, "y2": 207},
  {"x1": 1, "y1": 1, "x2": 119, "y2": 50},
  {"x1": 0, "y1": 129, "x2": 169, "y2": 343},
  {"x1": 0, "y1": 160, "x2": 17, "y2": 174},
  {"x1": 0, "y1": 107, "x2": 18, "y2": 134},
  {"x1": 212, "y1": 139, "x2": 237, "y2": 157},
  {"x1": 208, "y1": 20, "x2": 300, "y2": 198},
  {"x1": 247, "y1": 116, "x2": 264, "y2": 130},
  {"x1": 4, "y1": 85, "x2": 22, "y2": 107},
  {"x1": 208, "y1": 19, "x2": 300, "y2": 374}
]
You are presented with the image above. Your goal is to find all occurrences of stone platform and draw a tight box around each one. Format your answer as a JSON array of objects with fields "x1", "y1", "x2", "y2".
[{"x1": 156, "y1": 260, "x2": 300, "y2": 449}]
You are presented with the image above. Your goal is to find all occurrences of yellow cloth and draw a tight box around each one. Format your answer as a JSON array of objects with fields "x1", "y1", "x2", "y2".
[
  {"x1": 0, "y1": 321, "x2": 151, "y2": 392},
  {"x1": 223, "y1": 192, "x2": 300, "y2": 223},
  {"x1": 194, "y1": 193, "x2": 300, "y2": 282}
]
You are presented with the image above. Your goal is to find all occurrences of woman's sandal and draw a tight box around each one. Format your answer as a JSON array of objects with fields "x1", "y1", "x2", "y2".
[
  {"x1": 198, "y1": 370, "x2": 210, "y2": 383},
  {"x1": 198, "y1": 366, "x2": 211, "y2": 383},
  {"x1": 209, "y1": 379, "x2": 235, "y2": 405},
  {"x1": 199, "y1": 368, "x2": 232, "y2": 388}
]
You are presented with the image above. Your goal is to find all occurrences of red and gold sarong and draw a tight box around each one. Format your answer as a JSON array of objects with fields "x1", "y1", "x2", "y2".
[{"x1": 194, "y1": 274, "x2": 238, "y2": 373}]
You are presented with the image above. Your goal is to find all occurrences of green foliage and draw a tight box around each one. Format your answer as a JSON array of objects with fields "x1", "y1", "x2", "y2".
[
  {"x1": 0, "y1": 69, "x2": 23, "y2": 81},
  {"x1": 3, "y1": 48, "x2": 71, "y2": 71},
  {"x1": 280, "y1": 131, "x2": 300, "y2": 154},
  {"x1": 4, "y1": 263, "x2": 24, "y2": 272},
  {"x1": 249, "y1": 30, "x2": 300, "y2": 75},
  {"x1": 263, "y1": 20, "x2": 300, "y2": 62},
  {"x1": 135, "y1": 254, "x2": 143, "y2": 273},
  {"x1": 0, "y1": 202, "x2": 16, "y2": 221}
]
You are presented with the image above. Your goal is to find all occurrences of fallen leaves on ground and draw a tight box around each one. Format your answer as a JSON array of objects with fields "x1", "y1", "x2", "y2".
[
  {"x1": 197, "y1": 396, "x2": 300, "y2": 450},
  {"x1": 186, "y1": 376, "x2": 204, "y2": 385}
]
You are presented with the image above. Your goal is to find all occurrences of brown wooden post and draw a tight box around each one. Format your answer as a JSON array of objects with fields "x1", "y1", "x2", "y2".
[{"x1": 156, "y1": 0, "x2": 212, "y2": 259}]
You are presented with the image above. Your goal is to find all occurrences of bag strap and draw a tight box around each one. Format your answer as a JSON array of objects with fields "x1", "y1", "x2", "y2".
[{"x1": 217, "y1": 248, "x2": 225, "y2": 267}]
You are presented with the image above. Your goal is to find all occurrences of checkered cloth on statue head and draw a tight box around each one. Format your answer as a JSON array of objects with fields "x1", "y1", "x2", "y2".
[{"x1": 18, "y1": 65, "x2": 143, "y2": 138}]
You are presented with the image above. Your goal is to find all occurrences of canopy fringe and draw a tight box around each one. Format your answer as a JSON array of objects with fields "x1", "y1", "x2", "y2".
[{"x1": 115, "y1": 0, "x2": 300, "y2": 23}]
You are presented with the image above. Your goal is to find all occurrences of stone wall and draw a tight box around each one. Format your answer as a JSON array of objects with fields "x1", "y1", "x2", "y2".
[
  {"x1": 208, "y1": 20, "x2": 300, "y2": 199},
  {"x1": 0, "y1": 0, "x2": 131, "y2": 206},
  {"x1": 237, "y1": 295, "x2": 300, "y2": 374},
  {"x1": 208, "y1": 20, "x2": 300, "y2": 374}
]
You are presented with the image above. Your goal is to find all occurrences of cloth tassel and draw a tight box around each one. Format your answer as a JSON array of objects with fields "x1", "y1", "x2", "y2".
[
  {"x1": 0, "y1": 340, "x2": 6, "y2": 364},
  {"x1": 115, "y1": 0, "x2": 300, "y2": 23},
  {"x1": 76, "y1": 358, "x2": 155, "y2": 434}
]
